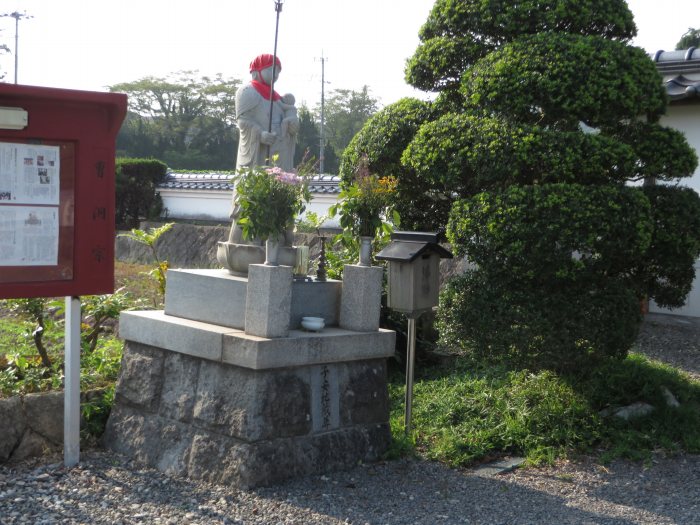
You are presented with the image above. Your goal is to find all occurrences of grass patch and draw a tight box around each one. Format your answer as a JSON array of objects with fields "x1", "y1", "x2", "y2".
[{"x1": 389, "y1": 353, "x2": 700, "y2": 466}]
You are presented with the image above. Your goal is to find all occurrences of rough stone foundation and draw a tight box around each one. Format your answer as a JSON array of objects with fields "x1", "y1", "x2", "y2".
[{"x1": 104, "y1": 341, "x2": 392, "y2": 488}]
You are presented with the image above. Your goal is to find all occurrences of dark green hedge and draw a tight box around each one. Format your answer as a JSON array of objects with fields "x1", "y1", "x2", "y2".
[
  {"x1": 440, "y1": 183, "x2": 652, "y2": 370},
  {"x1": 115, "y1": 158, "x2": 167, "y2": 229}
]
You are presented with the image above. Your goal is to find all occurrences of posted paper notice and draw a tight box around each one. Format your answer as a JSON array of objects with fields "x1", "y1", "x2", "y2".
[
  {"x1": 0, "y1": 142, "x2": 61, "y2": 266},
  {"x1": 0, "y1": 142, "x2": 60, "y2": 205}
]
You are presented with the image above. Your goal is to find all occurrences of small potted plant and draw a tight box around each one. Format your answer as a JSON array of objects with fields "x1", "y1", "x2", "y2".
[
  {"x1": 329, "y1": 154, "x2": 398, "y2": 266},
  {"x1": 233, "y1": 165, "x2": 310, "y2": 265}
]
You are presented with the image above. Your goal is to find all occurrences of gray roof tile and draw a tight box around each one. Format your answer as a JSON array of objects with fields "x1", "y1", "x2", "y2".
[
  {"x1": 654, "y1": 49, "x2": 700, "y2": 102},
  {"x1": 158, "y1": 172, "x2": 341, "y2": 193}
]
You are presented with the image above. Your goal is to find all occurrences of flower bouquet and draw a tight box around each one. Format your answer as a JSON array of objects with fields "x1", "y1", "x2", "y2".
[
  {"x1": 234, "y1": 165, "x2": 311, "y2": 242},
  {"x1": 329, "y1": 154, "x2": 399, "y2": 266}
]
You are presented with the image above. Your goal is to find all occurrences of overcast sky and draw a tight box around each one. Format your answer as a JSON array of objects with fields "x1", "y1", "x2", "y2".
[{"x1": 0, "y1": 0, "x2": 698, "y2": 108}]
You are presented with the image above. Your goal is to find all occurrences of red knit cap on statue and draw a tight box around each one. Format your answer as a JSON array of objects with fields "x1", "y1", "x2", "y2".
[{"x1": 249, "y1": 54, "x2": 282, "y2": 73}]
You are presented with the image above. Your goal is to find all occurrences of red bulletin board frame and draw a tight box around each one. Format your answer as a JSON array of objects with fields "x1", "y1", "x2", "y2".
[{"x1": 0, "y1": 84, "x2": 127, "y2": 299}]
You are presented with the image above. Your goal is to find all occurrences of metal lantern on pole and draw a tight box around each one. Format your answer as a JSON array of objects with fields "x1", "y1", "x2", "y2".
[{"x1": 376, "y1": 232, "x2": 452, "y2": 434}]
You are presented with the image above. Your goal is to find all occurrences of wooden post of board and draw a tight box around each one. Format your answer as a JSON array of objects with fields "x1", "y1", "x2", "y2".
[{"x1": 64, "y1": 296, "x2": 81, "y2": 467}]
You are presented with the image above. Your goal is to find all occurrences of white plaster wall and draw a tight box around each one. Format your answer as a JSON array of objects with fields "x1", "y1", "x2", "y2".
[
  {"x1": 159, "y1": 189, "x2": 340, "y2": 227},
  {"x1": 659, "y1": 104, "x2": 700, "y2": 194},
  {"x1": 650, "y1": 104, "x2": 700, "y2": 317},
  {"x1": 159, "y1": 189, "x2": 233, "y2": 222}
]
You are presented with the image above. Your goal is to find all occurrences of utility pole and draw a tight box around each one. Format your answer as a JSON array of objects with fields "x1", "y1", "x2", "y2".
[
  {"x1": 1, "y1": 11, "x2": 33, "y2": 84},
  {"x1": 319, "y1": 53, "x2": 326, "y2": 175}
]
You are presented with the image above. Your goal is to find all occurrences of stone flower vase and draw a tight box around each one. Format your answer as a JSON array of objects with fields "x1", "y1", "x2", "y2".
[
  {"x1": 358, "y1": 236, "x2": 373, "y2": 267},
  {"x1": 264, "y1": 238, "x2": 280, "y2": 266}
]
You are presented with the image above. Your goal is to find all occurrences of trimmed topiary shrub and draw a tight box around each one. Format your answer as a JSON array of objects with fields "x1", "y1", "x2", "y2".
[
  {"x1": 345, "y1": 0, "x2": 700, "y2": 371},
  {"x1": 406, "y1": 0, "x2": 637, "y2": 93},
  {"x1": 462, "y1": 33, "x2": 667, "y2": 128},
  {"x1": 447, "y1": 184, "x2": 653, "y2": 285},
  {"x1": 437, "y1": 269, "x2": 640, "y2": 371}
]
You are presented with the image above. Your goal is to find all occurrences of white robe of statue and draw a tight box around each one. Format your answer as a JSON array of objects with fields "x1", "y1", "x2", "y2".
[{"x1": 235, "y1": 72, "x2": 298, "y2": 171}]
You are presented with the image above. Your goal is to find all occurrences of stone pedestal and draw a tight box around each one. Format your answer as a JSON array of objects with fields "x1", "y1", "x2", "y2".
[
  {"x1": 340, "y1": 264, "x2": 384, "y2": 331},
  {"x1": 105, "y1": 267, "x2": 394, "y2": 489},
  {"x1": 245, "y1": 264, "x2": 293, "y2": 338}
]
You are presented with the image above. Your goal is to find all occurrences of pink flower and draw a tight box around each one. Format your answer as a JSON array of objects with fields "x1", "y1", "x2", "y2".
[{"x1": 267, "y1": 167, "x2": 302, "y2": 186}]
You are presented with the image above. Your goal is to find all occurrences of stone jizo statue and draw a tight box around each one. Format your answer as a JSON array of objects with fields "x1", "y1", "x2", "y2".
[
  {"x1": 235, "y1": 53, "x2": 299, "y2": 171},
  {"x1": 218, "y1": 54, "x2": 300, "y2": 274}
]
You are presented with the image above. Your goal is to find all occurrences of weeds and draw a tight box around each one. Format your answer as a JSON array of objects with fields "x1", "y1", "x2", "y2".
[{"x1": 81, "y1": 386, "x2": 115, "y2": 440}]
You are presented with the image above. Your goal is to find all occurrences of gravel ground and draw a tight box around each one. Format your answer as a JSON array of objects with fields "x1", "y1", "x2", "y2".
[{"x1": 1, "y1": 313, "x2": 698, "y2": 525}]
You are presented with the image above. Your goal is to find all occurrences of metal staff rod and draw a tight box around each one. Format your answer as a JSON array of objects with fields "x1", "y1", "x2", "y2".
[
  {"x1": 266, "y1": 0, "x2": 284, "y2": 160},
  {"x1": 404, "y1": 314, "x2": 419, "y2": 434}
]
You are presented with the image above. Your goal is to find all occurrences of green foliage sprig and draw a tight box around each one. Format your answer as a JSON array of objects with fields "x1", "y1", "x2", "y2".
[
  {"x1": 5, "y1": 298, "x2": 53, "y2": 369},
  {"x1": 234, "y1": 165, "x2": 311, "y2": 242}
]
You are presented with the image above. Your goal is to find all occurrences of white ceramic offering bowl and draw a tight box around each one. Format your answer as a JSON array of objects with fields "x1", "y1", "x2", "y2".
[{"x1": 301, "y1": 316, "x2": 325, "y2": 331}]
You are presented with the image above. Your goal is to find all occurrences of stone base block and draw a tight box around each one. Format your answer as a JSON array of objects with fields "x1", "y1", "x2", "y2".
[
  {"x1": 104, "y1": 341, "x2": 392, "y2": 488},
  {"x1": 105, "y1": 403, "x2": 390, "y2": 489}
]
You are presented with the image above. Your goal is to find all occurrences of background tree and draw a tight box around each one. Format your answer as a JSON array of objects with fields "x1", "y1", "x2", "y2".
[
  {"x1": 111, "y1": 71, "x2": 240, "y2": 170},
  {"x1": 343, "y1": 0, "x2": 700, "y2": 371},
  {"x1": 294, "y1": 105, "x2": 320, "y2": 167},
  {"x1": 314, "y1": 86, "x2": 378, "y2": 173},
  {"x1": 676, "y1": 27, "x2": 700, "y2": 49}
]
